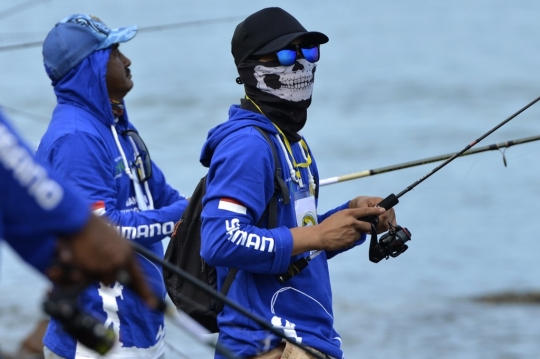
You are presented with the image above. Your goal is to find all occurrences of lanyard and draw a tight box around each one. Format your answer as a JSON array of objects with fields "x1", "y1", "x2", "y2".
[{"x1": 245, "y1": 95, "x2": 313, "y2": 183}]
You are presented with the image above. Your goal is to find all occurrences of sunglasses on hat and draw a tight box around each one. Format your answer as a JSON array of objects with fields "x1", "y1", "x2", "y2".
[
  {"x1": 275, "y1": 44, "x2": 320, "y2": 66},
  {"x1": 122, "y1": 130, "x2": 152, "y2": 183}
]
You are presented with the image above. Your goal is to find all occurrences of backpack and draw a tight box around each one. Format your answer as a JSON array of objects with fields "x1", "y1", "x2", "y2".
[{"x1": 163, "y1": 127, "x2": 289, "y2": 333}]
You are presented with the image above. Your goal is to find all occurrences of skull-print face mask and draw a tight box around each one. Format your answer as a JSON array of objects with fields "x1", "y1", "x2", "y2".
[{"x1": 237, "y1": 58, "x2": 317, "y2": 142}]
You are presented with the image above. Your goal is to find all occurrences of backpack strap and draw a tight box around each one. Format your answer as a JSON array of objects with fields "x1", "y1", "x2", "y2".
[
  {"x1": 254, "y1": 126, "x2": 290, "y2": 208},
  {"x1": 215, "y1": 126, "x2": 289, "y2": 313},
  {"x1": 218, "y1": 268, "x2": 238, "y2": 307}
]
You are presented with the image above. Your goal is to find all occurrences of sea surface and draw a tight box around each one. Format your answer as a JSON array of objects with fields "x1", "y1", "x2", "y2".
[{"x1": 1, "y1": 1, "x2": 540, "y2": 358}]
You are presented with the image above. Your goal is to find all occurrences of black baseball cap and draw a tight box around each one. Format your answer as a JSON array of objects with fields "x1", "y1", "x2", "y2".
[{"x1": 231, "y1": 7, "x2": 329, "y2": 66}]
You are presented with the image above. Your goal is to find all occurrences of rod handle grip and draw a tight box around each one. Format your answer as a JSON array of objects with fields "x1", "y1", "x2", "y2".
[
  {"x1": 276, "y1": 257, "x2": 310, "y2": 284},
  {"x1": 357, "y1": 194, "x2": 399, "y2": 225},
  {"x1": 378, "y1": 193, "x2": 399, "y2": 210}
]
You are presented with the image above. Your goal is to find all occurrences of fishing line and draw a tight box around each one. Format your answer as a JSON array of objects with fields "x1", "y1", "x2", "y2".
[
  {"x1": 499, "y1": 148, "x2": 508, "y2": 167},
  {"x1": 277, "y1": 95, "x2": 540, "y2": 283},
  {"x1": 1, "y1": 105, "x2": 51, "y2": 122},
  {"x1": 0, "y1": 0, "x2": 48, "y2": 21},
  {"x1": 0, "y1": 15, "x2": 244, "y2": 52},
  {"x1": 319, "y1": 134, "x2": 540, "y2": 186},
  {"x1": 137, "y1": 15, "x2": 244, "y2": 33},
  {"x1": 162, "y1": 302, "x2": 240, "y2": 359},
  {"x1": 131, "y1": 242, "x2": 327, "y2": 359}
]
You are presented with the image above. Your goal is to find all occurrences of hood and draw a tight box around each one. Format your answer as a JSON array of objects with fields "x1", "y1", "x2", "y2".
[
  {"x1": 50, "y1": 47, "x2": 121, "y2": 127},
  {"x1": 200, "y1": 105, "x2": 278, "y2": 167}
]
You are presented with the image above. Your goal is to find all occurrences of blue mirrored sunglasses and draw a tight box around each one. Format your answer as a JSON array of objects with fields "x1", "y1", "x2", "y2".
[{"x1": 276, "y1": 44, "x2": 320, "y2": 66}]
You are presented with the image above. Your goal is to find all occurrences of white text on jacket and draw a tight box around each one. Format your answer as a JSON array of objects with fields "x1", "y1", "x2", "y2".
[
  {"x1": 225, "y1": 218, "x2": 275, "y2": 252},
  {"x1": 0, "y1": 124, "x2": 63, "y2": 210},
  {"x1": 118, "y1": 221, "x2": 175, "y2": 239}
]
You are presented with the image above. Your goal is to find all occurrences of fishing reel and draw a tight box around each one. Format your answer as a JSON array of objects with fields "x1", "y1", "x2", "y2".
[
  {"x1": 43, "y1": 284, "x2": 116, "y2": 356},
  {"x1": 369, "y1": 222, "x2": 412, "y2": 263}
]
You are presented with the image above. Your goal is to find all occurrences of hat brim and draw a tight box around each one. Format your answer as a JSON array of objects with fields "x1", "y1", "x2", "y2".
[
  {"x1": 252, "y1": 31, "x2": 329, "y2": 56},
  {"x1": 97, "y1": 25, "x2": 138, "y2": 50}
]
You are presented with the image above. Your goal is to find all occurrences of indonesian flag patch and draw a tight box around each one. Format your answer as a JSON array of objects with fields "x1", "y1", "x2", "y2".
[
  {"x1": 92, "y1": 200, "x2": 106, "y2": 216},
  {"x1": 218, "y1": 198, "x2": 247, "y2": 215}
]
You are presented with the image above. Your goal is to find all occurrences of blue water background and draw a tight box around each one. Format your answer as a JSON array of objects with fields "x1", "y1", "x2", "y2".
[{"x1": 1, "y1": 1, "x2": 540, "y2": 358}]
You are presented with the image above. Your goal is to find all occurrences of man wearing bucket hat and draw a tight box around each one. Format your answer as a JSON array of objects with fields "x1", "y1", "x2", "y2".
[
  {"x1": 36, "y1": 14, "x2": 188, "y2": 359},
  {"x1": 199, "y1": 7, "x2": 397, "y2": 359}
]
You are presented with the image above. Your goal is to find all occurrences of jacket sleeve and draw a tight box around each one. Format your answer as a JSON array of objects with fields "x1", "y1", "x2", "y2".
[
  {"x1": 0, "y1": 117, "x2": 89, "y2": 272},
  {"x1": 36, "y1": 131, "x2": 187, "y2": 246},
  {"x1": 200, "y1": 130, "x2": 293, "y2": 274}
]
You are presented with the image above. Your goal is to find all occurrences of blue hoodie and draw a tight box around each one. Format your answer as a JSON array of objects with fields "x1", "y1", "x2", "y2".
[
  {"x1": 0, "y1": 110, "x2": 89, "y2": 272},
  {"x1": 200, "y1": 105, "x2": 364, "y2": 359},
  {"x1": 36, "y1": 49, "x2": 188, "y2": 359}
]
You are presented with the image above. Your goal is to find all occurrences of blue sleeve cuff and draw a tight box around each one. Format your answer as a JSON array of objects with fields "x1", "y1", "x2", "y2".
[{"x1": 269, "y1": 226, "x2": 294, "y2": 274}]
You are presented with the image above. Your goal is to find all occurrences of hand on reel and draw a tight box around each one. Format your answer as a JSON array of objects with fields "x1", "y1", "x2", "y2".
[
  {"x1": 356, "y1": 193, "x2": 412, "y2": 263},
  {"x1": 276, "y1": 194, "x2": 412, "y2": 283}
]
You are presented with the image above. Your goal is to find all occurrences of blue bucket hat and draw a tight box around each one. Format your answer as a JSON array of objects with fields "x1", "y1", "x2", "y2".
[{"x1": 43, "y1": 14, "x2": 138, "y2": 81}]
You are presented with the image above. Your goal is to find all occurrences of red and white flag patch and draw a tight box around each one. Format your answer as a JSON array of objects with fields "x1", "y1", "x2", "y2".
[
  {"x1": 92, "y1": 200, "x2": 106, "y2": 216},
  {"x1": 218, "y1": 198, "x2": 247, "y2": 215}
]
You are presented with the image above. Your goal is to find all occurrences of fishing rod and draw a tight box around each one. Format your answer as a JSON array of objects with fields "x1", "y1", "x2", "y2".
[
  {"x1": 137, "y1": 15, "x2": 244, "y2": 33},
  {"x1": 131, "y1": 242, "x2": 327, "y2": 359},
  {"x1": 320, "y1": 134, "x2": 540, "y2": 187},
  {"x1": 0, "y1": 15, "x2": 244, "y2": 52},
  {"x1": 276, "y1": 95, "x2": 540, "y2": 283},
  {"x1": 388, "y1": 95, "x2": 540, "y2": 200}
]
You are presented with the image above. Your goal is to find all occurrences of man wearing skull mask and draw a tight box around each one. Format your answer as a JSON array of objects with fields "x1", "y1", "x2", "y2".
[{"x1": 199, "y1": 7, "x2": 397, "y2": 359}]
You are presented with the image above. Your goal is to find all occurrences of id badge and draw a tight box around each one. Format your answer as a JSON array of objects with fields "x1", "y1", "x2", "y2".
[{"x1": 294, "y1": 189, "x2": 318, "y2": 227}]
